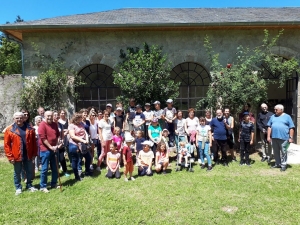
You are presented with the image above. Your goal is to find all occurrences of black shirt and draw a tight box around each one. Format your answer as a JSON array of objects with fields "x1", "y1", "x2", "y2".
[{"x1": 18, "y1": 124, "x2": 27, "y2": 160}]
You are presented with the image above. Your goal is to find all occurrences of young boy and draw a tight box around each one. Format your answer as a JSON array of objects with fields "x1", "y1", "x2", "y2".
[
  {"x1": 135, "y1": 130, "x2": 145, "y2": 166},
  {"x1": 115, "y1": 107, "x2": 125, "y2": 137},
  {"x1": 138, "y1": 140, "x2": 154, "y2": 176},
  {"x1": 143, "y1": 103, "x2": 154, "y2": 140},
  {"x1": 133, "y1": 104, "x2": 145, "y2": 132},
  {"x1": 238, "y1": 112, "x2": 254, "y2": 166},
  {"x1": 163, "y1": 99, "x2": 177, "y2": 147},
  {"x1": 153, "y1": 101, "x2": 165, "y2": 129},
  {"x1": 122, "y1": 134, "x2": 135, "y2": 181}
]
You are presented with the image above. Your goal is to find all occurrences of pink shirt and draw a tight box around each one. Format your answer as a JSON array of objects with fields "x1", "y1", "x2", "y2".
[
  {"x1": 112, "y1": 135, "x2": 123, "y2": 150},
  {"x1": 107, "y1": 152, "x2": 120, "y2": 170},
  {"x1": 68, "y1": 123, "x2": 86, "y2": 145}
]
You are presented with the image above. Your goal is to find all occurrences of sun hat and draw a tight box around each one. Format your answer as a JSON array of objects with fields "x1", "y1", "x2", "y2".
[{"x1": 141, "y1": 140, "x2": 154, "y2": 147}]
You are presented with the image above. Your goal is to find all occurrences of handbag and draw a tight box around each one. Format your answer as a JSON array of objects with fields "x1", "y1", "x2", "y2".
[{"x1": 78, "y1": 142, "x2": 91, "y2": 154}]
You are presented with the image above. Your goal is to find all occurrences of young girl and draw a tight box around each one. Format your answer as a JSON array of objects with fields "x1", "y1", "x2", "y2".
[
  {"x1": 238, "y1": 112, "x2": 254, "y2": 166},
  {"x1": 178, "y1": 141, "x2": 190, "y2": 167},
  {"x1": 112, "y1": 127, "x2": 123, "y2": 152},
  {"x1": 135, "y1": 130, "x2": 145, "y2": 166},
  {"x1": 196, "y1": 117, "x2": 213, "y2": 171},
  {"x1": 162, "y1": 129, "x2": 170, "y2": 151},
  {"x1": 122, "y1": 134, "x2": 135, "y2": 181},
  {"x1": 155, "y1": 143, "x2": 169, "y2": 174},
  {"x1": 106, "y1": 142, "x2": 121, "y2": 179}
]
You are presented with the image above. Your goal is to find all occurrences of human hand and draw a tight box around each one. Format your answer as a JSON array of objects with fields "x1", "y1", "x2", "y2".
[
  {"x1": 238, "y1": 139, "x2": 240, "y2": 142},
  {"x1": 9, "y1": 160, "x2": 15, "y2": 164},
  {"x1": 250, "y1": 140, "x2": 253, "y2": 145},
  {"x1": 146, "y1": 168, "x2": 151, "y2": 174},
  {"x1": 267, "y1": 137, "x2": 271, "y2": 143}
]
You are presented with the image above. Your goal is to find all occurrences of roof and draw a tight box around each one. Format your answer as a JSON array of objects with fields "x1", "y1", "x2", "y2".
[{"x1": 2, "y1": 8, "x2": 300, "y2": 41}]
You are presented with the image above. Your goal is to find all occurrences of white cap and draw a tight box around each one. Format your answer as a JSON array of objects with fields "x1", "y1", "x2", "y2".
[
  {"x1": 106, "y1": 103, "x2": 112, "y2": 107},
  {"x1": 166, "y1": 99, "x2": 173, "y2": 103},
  {"x1": 153, "y1": 101, "x2": 160, "y2": 105},
  {"x1": 141, "y1": 140, "x2": 154, "y2": 147},
  {"x1": 116, "y1": 107, "x2": 122, "y2": 111},
  {"x1": 124, "y1": 132, "x2": 135, "y2": 142}
]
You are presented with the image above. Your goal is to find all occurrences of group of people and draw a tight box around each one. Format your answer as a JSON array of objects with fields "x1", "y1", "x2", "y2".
[{"x1": 3, "y1": 98, "x2": 295, "y2": 195}]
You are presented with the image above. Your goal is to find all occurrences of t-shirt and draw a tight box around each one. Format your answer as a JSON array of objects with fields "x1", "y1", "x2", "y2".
[
  {"x1": 68, "y1": 123, "x2": 86, "y2": 145},
  {"x1": 115, "y1": 114, "x2": 124, "y2": 130},
  {"x1": 109, "y1": 112, "x2": 115, "y2": 124},
  {"x1": 186, "y1": 117, "x2": 199, "y2": 133},
  {"x1": 107, "y1": 152, "x2": 120, "y2": 169},
  {"x1": 197, "y1": 125, "x2": 211, "y2": 140},
  {"x1": 134, "y1": 112, "x2": 145, "y2": 126},
  {"x1": 175, "y1": 118, "x2": 186, "y2": 136},
  {"x1": 38, "y1": 121, "x2": 59, "y2": 151},
  {"x1": 148, "y1": 125, "x2": 162, "y2": 141},
  {"x1": 112, "y1": 135, "x2": 123, "y2": 150},
  {"x1": 17, "y1": 124, "x2": 27, "y2": 160},
  {"x1": 89, "y1": 121, "x2": 98, "y2": 139},
  {"x1": 143, "y1": 110, "x2": 154, "y2": 125},
  {"x1": 156, "y1": 151, "x2": 167, "y2": 162},
  {"x1": 210, "y1": 117, "x2": 227, "y2": 140},
  {"x1": 153, "y1": 109, "x2": 164, "y2": 120},
  {"x1": 135, "y1": 137, "x2": 145, "y2": 151},
  {"x1": 139, "y1": 150, "x2": 154, "y2": 166},
  {"x1": 267, "y1": 113, "x2": 295, "y2": 140},
  {"x1": 122, "y1": 145, "x2": 132, "y2": 162},
  {"x1": 240, "y1": 121, "x2": 254, "y2": 142},
  {"x1": 205, "y1": 118, "x2": 212, "y2": 125},
  {"x1": 163, "y1": 107, "x2": 177, "y2": 121},
  {"x1": 58, "y1": 119, "x2": 68, "y2": 130},
  {"x1": 98, "y1": 119, "x2": 113, "y2": 141},
  {"x1": 127, "y1": 106, "x2": 136, "y2": 121}
]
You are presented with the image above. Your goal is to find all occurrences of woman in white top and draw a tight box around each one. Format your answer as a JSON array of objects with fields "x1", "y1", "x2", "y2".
[
  {"x1": 185, "y1": 108, "x2": 199, "y2": 143},
  {"x1": 89, "y1": 111, "x2": 99, "y2": 170},
  {"x1": 96, "y1": 110, "x2": 113, "y2": 171}
]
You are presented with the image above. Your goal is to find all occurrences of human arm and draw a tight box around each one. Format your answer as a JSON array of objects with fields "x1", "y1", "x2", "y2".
[
  {"x1": 250, "y1": 131, "x2": 254, "y2": 145},
  {"x1": 4, "y1": 129, "x2": 14, "y2": 163},
  {"x1": 106, "y1": 153, "x2": 113, "y2": 172},
  {"x1": 256, "y1": 113, "x2": 264, "y2": 132},
  {"x1": 69, "y1": 129, "x2": 88, "y2": 144},
  {"x1": 184, "y1": 120, "x2": 189, "y2": 135},
  {"x1": 146, "y1": 152, "x2": 154, "y2": 174},
  {"x1": 208, "y1": 130, "x2": 212, "y2": 147},
  {"x1": 155, "y1": 152, "x2": 159, "y2": 166},
  {"x1": 196, "y1": 130, "x2": 199, "y2": 147},
  {"x1": 267, "y1": 127, "x2": 272, "y2": 143},
  {"x1": 289, "y1": 128, "x2": 295, "y2": 143}
]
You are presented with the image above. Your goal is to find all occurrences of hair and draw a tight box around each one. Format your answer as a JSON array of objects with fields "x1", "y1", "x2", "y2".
[
  {"x1": 13, "y1": 112, "x2": 24, "y2": 118},
  {"x1": 59, "y1": 109, "x2": 67, "y2": 116},
  {"x1": 114, "y1": 126, "x2": 121, "y2": 134},
  {"x1": 110, "y1": 142, "x2": 118, "y2": 149},
  {"x1": 34, "y1": 115, "x2": 42, "y2": 123},
  {"x1": 205, "y1": 110, "x2": 211, "y2": 115},
  {"x1": 245, "y1": 103, "x2": 251, "y2": 108},
  {"x1": 261, "y1": 103, "x2": 268, "y2": 108},
  {"x1": 188, "y1": 108, "x2": 195, "y2": 113},
  {"x1": 98, "y1": 109, "x2": 103, "y2": 114},
  {"x1": 157, "y1": 142, "x2": 167, "y2": 153},
  {"x1": 20, "y1": 109, "x2": 30, "y2": 123},
  {"x1": 70, "y1": 113, "x2": 83, "y2": 125},
  {"x1": 129, "y1": 98, "x2": 135, "y2": 102},
  {"x1": 79, "y1": 108, "x2": 88, "y2": 114},
  {"x1": 179, "y1": 141, "x2": 186, "y2": 146},
  {"x1": 136, "y1": 130, "x2": 144, "y2": 137},
  {"x1": 199, "y1": 117, "x2": 206, "y2": 122},
  {"x1": 89, "y1": 110, "x2": 97, "y2": 118},
  {"x1": 275, "y1": 104, "x2": 284, "y2": 111},
  {"x1": 177, "y1": 110, "x2": 183, "y2": 117}
]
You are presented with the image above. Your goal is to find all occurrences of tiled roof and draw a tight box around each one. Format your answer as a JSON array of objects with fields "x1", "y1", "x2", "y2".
[{"x1": 1, "y1": 8, "x2": 300, "y2": 28}]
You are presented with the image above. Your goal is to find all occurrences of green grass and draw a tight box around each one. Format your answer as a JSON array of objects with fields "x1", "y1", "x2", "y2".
[{"x1": 1, "y1": 153, "x2": 300, "y2": 224}]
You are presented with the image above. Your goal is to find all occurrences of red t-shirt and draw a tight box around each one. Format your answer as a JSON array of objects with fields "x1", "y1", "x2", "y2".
[
  {"x1": 122, "y1": 146, "x2": 132, "y2": 163},
  {"x1": 38, "y1": 121, "x2": 59, "y2": 151}
]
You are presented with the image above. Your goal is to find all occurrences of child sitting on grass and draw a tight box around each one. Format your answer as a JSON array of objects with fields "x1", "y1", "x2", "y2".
[
  {"x1": 178, "y1": 141, "x2": 190, "y2": 167},
  {"x1": 138, "y1": 140, "x2": 154, "y2": 176},
  {"x1": 155, "y1": 143, "x2": 169, "y2": 174},
  {"x1": 122, "y1": 134, "x2": 135, "y2": 181},
  {"x1": 106, "y1": 142, "x2": 121, "y2": 179}
]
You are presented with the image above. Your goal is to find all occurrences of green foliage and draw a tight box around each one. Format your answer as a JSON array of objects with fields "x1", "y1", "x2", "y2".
[
  {"x1": 113, "y1": 43, "x2": 180, "y2": 105},
  {"x1": 199, "y1": 29, "x2": 300, "y2": 113},
  {"x1": 19, "y1": 42, "x2": 83, "y2": 117}
]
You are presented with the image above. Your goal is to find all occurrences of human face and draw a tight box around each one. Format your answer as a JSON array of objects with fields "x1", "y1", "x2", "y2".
[
  {"x1": 160, "y1": 144, "x2": 166, "y2": 151},
  {"x1": 98, "y1": 112, "x2": 103, "y2": 119},
  {"x1": 167, "y1": 103, "x2": 172, "y2": 108},
  {"x1": 274, "y1": 107, "x2": 283, "y2": 116},
  {"x1": 261, "y1": 104, "x2": 268, "y2": 112},
  {"x1": 45, "y1": 112, "x2": 53, "y2": 124},
  {"x1": 90, "y1": 113, "x2": 96, "y2": 121},
  {"x1": 205, "y1": 112, "x2": 211, "y2": 119},
  {"x1": 104, "y1": 113, "x2": 109, "y2": 120},
  {"x1": 115, "y1": 129, "x2": 120, "y2": 135},
  {"x1": 200, "y1": 120, "x2": 205, "y2": 126},
  {"x1": 244, "y1": 105, "x2": 249, "y2": 111},
  {"x1": 22, "y1": 112, "x2": 29, "y2": 121},
  {"x1": 189, "y1": 111, "x2": 195, "y2": 118},
  {"x1": 110, "y1": 144, "x2": 116, "y2": 152},
  {"x1": 36, "y1": 118, "x2": 42, "y2": 126},
  {"x1": 143, "y1": 144, "x2": 150, "y2": 152},
  {"x1": 224, "y1": 109, "x2": 230, "y2": 117},
  {"x1": 145, "y1": 105, "x2": 150, "y2": 111},
  {"x1": 163, "y1": 131, "x2": 168, "y2": 137},
  {"x1": 177, "y1": 111, "x2": 182, "y2": 119},
  {"x1": 244, "y1": 115, "x2": 250, "y2": 122},
  {"x1": 38, "y1": 108, "x2": 45, "y2": 117},
  {"x1": 60, "y1": 110, "x2": 66, "y2": 119},
  {"x1": 216, "y1": 110, "x2": 223, "y2": 119},
  {"x1": 53, "y1": 112, "x2": 59, "y2": 122},
  {"x1": 154, "y1": 104, "x2": 160, "y2": 110},
  {"x1": 82, "y1": 112, "x2": 88, "y2": 119},
  {"x1": 106, "y1": 106, "x2": 112, "y2": 112},
  {"x1": 129, "y1": 100, "x2": 135, "y2": 107},
  {"x1": 14, "y1": 115, "x2": 24, "y2": 127}
]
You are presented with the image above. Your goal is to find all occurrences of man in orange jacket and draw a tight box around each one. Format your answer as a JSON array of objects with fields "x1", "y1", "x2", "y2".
[{"x1": 4, "y1": 112, "x2": 38, "y2": 195}]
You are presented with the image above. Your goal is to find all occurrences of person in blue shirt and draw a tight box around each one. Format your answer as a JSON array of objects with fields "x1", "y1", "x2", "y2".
[{"x1": 267, "y1": 104, "x2": 295, "y2": 171}]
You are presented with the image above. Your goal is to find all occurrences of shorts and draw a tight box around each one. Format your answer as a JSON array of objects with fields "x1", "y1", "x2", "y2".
[{"x1": 124, "y1": 161, "x2": 134, "y2": 174}]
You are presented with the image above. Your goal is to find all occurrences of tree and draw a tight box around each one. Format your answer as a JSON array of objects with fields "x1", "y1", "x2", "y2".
[
  {"x1": 198, "y1": 29, "x2": 300, "y2": 114},
  {"x1": 113, "y1": 43, "x2": 180, "y2": 105}
]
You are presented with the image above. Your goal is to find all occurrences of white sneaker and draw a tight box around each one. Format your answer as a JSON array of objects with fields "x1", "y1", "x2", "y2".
[
  {"x1": 185, "y1": 163, "x2": 189, "y2": 168},
  {"x1": 135, "y1": 163, "x2": 139, "y2": 167},
  {"x1": 124, "y1": 178, "x2": 128, "y2": 182},
  {"x1": 90, "y1": 165, "x2": 94, "y2": 170},
  {"x1": 198, "y1": 159, "x2": 201, "y2": 164},
  {"x1": 28, "y1": 187, "x2": 38, "y2": 192},
  {"x1": 40, "y1": 188, "x2": 50, "y2": 193},
  {"x1": 96, "y1": 167, "x2": 101, "y2": 172},
  {"x1": 204, "y1": 157, "x2": 207, "y2": 161},
  {"x1": 78, "y1": 170, "x2": 82, "y2": 176},
  {"x1": 15, "y1": 189, "x2": 22, "y2": 195},
  {"x1": 130, "y1": 177, "x2": 135, "y2": 181}
]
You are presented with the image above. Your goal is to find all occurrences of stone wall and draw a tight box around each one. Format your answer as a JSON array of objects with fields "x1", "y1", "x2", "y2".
[{"x1": 0, "y1": 74, "x2": 22, "y2": 131}]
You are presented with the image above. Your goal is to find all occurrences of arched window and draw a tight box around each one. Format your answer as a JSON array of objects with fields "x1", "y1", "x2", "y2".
[
  {"x1": 76, "y1": 64, "x2": 121, "y2": 110},
  {"x1": 170, "y1": 62, "x2": 211, "y2": 116}
]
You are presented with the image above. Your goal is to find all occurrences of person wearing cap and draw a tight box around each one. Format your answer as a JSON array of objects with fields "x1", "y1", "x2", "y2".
[
  {"x1": 106, "y1": 103, "x2": 115, "y2": 127},
  {"x1": 163, "y1": 99, "x2": 177, "y2": 147},
  {"x1": 115, "y1": 107, "x2": 125, "y2": 137},
  {"x1": 133, "y1": 104, "x2": 145, "y2": 132},
  {"x1": 138, "y1": 140, "x2": 154, "y2": 176},
  {"x1": 153, "y1": 101, "x2": 165, "y2": 129},
  {"x1": 267, "y1": 104, "x2": 295, "y2": 171},
  {"x1": 122, "y1": 133, "x2": 136, "y2": 181},
  {"x1": 143, "y1": 103, "x2": 154, "y2": 140},
  {"x1": 148, "y1": 118, "x2": 162, "y2": 158},
  {"x1": 238, "y1": 112, "x2": 254, "y2": 166},
  {"x1": 239, "y1": 103, "x2": 255, "y2": 123},
  {"x1": 126, "y1": 98, "x2": 136, "y2": 134}
]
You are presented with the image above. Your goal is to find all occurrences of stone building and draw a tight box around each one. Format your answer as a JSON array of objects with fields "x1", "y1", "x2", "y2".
[{"x1": 0, "y1": 8, "x2": 299, "y2": 141}]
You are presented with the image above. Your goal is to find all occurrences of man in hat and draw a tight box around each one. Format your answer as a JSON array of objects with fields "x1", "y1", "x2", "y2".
[
  {"x1": 163, "y1": 99, "x2": 177, "y2": 147},
  {"x1": 138, "y1": 140, "x2": 154, "y2": 176}
]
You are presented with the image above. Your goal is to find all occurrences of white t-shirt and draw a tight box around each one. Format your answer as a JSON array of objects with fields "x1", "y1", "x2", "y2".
[
  {"x1": 139, "y1": 150, "x2": 154, "y2": 166},
  {"x1": 89, "y1": 121, "x2": 98, "y2": 139},
  {"x1": 197, "y1": 125, "x2": 211, "y2": 139},
  {"x1": 143, "y1": 110, "x2": 154, "y2": 125},
  {"x1": 98, "y1": 119, "x2": 113, "y2": 141},
  {"x1": 175, "y1": 118, "x2": 186, "y2": 136},
  {"x1": 186, "y1": 117, "x2": 199, "y2": 133}
]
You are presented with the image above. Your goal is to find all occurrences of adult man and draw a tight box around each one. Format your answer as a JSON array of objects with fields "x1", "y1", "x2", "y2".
[
  {"x1": 163, "y1": 99, "x2": 177, "y2": 147},
  {"x1": 37, "y1": 106, "x2": 45, "y2": 118},
  {"x1": 257, "y1": 103, "x2": 274, "y2": 162},
  {"x1": 4, "y1": 112, "x2": 38, "y2": 195},
  {"x1": 38, "y1": 111, "x2": 61, "y2": 192},
  {"x1": 210, "y1": 109, "x2": 229, "y2": 166},
  {"x1": 224, "y1": 107, "x2": 236, "y2": 161},
  {"x1": 267, "y1": 104, "x2": 294, "y2": 171},
  {"x1": 153, "y1": 101, "x2": 164, "y2": 129}
]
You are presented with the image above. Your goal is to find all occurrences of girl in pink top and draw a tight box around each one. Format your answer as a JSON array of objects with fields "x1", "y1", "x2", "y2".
[
  {"x1": 155, "y1": 143, "x2": 169, "y2": 174},
  {"x1": 112, "y1": 127, "x2": 123, "y2": 152},
  {"x1": 106, "y1": 142, "x2": 121, "y2": 179}
]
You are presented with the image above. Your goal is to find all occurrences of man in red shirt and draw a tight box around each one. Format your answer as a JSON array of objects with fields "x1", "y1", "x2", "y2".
[{"x1": 38, "y1": 111, "x2": 61, "y2": 193}]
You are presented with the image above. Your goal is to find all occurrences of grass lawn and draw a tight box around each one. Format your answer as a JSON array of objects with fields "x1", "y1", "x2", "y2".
[{"x1": 1, "y1": 153, "x2": 300, "y2": 224}]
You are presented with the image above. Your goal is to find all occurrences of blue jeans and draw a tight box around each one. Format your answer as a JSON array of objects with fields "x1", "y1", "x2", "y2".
[
  {"x1": 198, "y1": 141, "x2": 212, "y2": 166},
  {"x1": 165, "y1": 122, "x2": 175, "y2": 147},
  {"x1": 13, "y1": 160, "x2": 34, "y2": 190},
  {"x1": 69, "y1": 143, "x2": 91, "y2": 179},
  {"x1": 138, "y1": 166, "x2": 153, "y2": 176},
  {"x1": 40, "y1": 150, "x2": 58, "y2": 188},
  {"x1": 175, "y1": 135, "x2": 187, "y2": 152}
]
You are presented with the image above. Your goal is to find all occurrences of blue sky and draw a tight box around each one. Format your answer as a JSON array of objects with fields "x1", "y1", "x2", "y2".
[{"x1": 1, "y1": 0, "x2": 300, "y2": 24}]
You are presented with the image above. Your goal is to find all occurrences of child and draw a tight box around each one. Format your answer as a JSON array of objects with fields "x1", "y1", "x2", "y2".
[
  {"x1": 196, "y1": 117, "x2": 213, "y2": 171},
  {"x1": 122, "y1": 134, "x2": 135, "y2": 181},
  {"x1": 162, "y1": 99, "x2": 177, "y2": 147},
  {"x1": 138, "y1": 140, "x2": 154, "y2": 176},
  {"x1": 112, "y1": 127, "x2": 123, "y2": 152},
  {"x1": 133, "y1": 104, "x2": 145, "y2": 132},
  {"x1": 143, "y1": 103, "x2": 154, "y2": 140},
  {"x1": 178, "y1": 141, "x2": 190, "y2": 167},
  {"x1": 115, "y1": 107, "x2": 125, "y2": 137},
  {"x1": 162, "y1": 129, "x2": 170, "y2": 151},
  {"x1": 153, "y1": 100, "x2": 165, "y2": 129},
  {"x1": 106, "y1": 142, "x2": 121, "y2": 179},
  {"x1": 155, "y1": 143, "x2": 169, "y2": 174},
  {"x1": 238, "y1": 112, "x2": 254, "y2": 166},
  {"x1": 135, "y1": 130, "x2": 145, "y2": 166}
]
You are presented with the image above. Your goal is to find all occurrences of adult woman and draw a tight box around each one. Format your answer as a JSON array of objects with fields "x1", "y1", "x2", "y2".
[
  {"x1": 175, "y1": 110, "x2": 187, "y2": 152},
  {"x1": 21, "y1": 109, "x2": 33, "y2": 127},
  {"x1": 96, "y1": 110, "x2": 113, "y2": 172},
  {"x1": 80, "y1": 109, "x2": 91, "y2": 133},
  {"x1": 185, "y1": 108, "x2": 199, "y2": 159},
  {"x1": 89, "y1": 111, "x2": 99, "y2": 170},
  {"x1": 96, "y1": 110, "x2": 103, "y2": 123},
  {"x1": 58, "y1": 109, "x2": 71, "y2": 164},
  {"x1": 148, "y1": 118, "x2": 162, "y2": 159},
  {"x1": 53, "y1": 111, "x2": 70, "y2": 177},
  {"x1": 33, "y1": 116, "x2": 42, "y2": 172},
  {"x1": 68, "y1": 113, "x2": 92, "y2": 181}
]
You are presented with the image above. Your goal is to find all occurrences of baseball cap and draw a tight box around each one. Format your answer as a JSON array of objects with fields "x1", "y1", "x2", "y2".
[
  {"x1": 153, "y1": 101, "x2": 160, "y2": 105},
  {"x1": 166, "y1": 99, "x2": 173, "y2": 103},
  {"x1": 116, "y1": 107, "x2": 122, "y2": 111},
  {"x1": 145, "y1": 103, "x2": 151, "y2": 106},
  {"x1": 136, "y1": 104, "x2": 142, "y2": 108},
  {"x1": 243, "y1": 112, "x2": 249, "y2": 116},
  {"x1": 152, "y1": 118, "x2": 158, "y2": 123},
  {"x1": 141, "y1": 140, "x2": 154, "y2": 147},
  {"x1": 106, "y1": 103, "x2": 112, "y2": 107}
]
